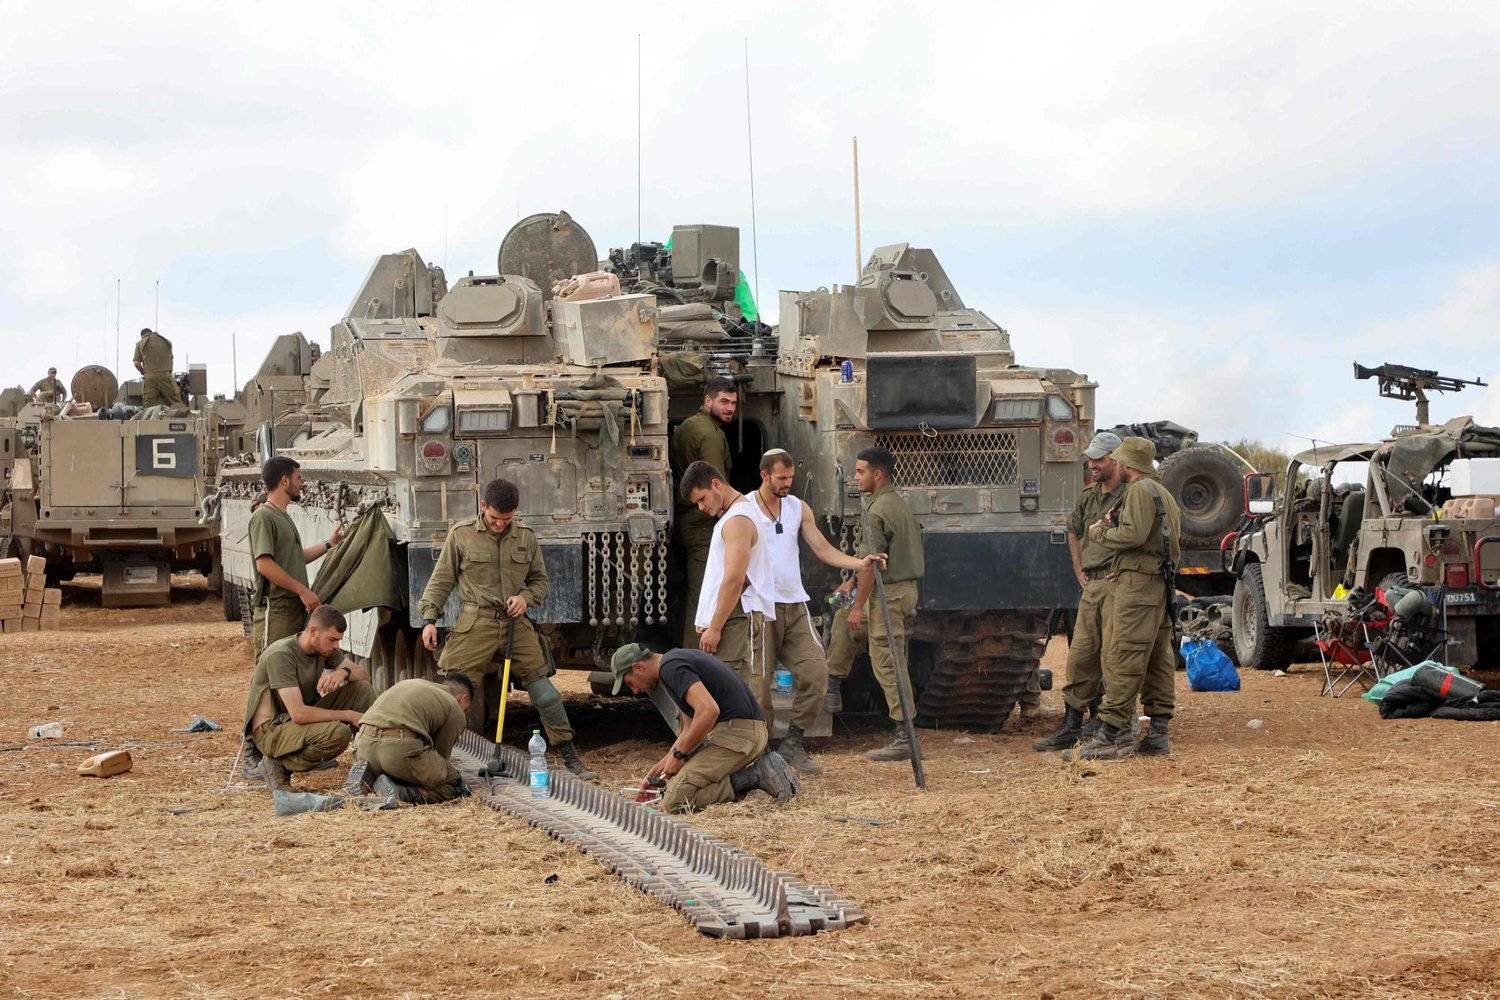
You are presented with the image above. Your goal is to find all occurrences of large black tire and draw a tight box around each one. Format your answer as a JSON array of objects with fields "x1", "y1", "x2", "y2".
[
  {"x1": 1160, "y1": 446, "x2": 1244, "y2": 549},
  {"x1": 222, "y1": 580, "x2": 242, "y2": 622},
  {"x1": 1232, "y1": 563, "x2": 1293, "y2": 670}
]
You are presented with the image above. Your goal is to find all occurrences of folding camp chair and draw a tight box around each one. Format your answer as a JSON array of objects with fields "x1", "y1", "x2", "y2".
[{"x1": 1313, "y1": 609, "x2": 1392, "y2": 697}]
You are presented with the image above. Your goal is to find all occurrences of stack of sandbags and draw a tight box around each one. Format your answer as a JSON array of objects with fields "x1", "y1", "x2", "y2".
[{"x1": 0, "y1": 558, "x2": 21, "y2": 632}]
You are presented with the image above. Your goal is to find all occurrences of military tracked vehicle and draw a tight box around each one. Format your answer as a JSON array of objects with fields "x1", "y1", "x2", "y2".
[
  {"x1": 610, "y1": 225, "x2": 1097, "y2": 728},
  {"x1": 218, "y1": 215, "x2": 674, "y2": 704},
  {"x1": 0, "y1": 365, "x2": 221, "y2": 606}
]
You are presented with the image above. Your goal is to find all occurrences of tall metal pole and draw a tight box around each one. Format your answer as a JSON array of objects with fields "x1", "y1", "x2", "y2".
[
  {"x1": 853, "y1": 136, "x2": 863, "y2": 280},
  {"x1": 154, "y1": 279, "x2": 159, "y2": 330},
  {"x1": 743, "y1": 38, "x2": 760, "y2": 318},
  {"x1": 114, "y1": 278, "x2": 121, "y2": 376},
  {"x1": 636, "y1": 32, "x2": 642, "y2": 247}
]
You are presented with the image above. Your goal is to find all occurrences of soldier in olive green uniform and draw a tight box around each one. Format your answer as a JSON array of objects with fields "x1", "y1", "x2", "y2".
[
  {"x1": 29, "y1": 368, "x2": 66, "y2": 405},
  {"x1": 249, "y1": 457, "x2": 342, "y2": 659},
  {"x1": 132, "y1": 328, "x2": 184, "y2": 408},
  {"x1": 1034, "y1": 431, "x2": 1124, "y2": 751},
  {"x1": 351, "y1": 676, "x2": 472, "y2": 806},
  {"x1": 418, "y1": 478, "x2": 596, "y2": 779},
  {"x1": 243, "y1": 606, "x2": 375, "y2": 789},
  {"x1": 823, "y1": 447, "x2": 925, "y2": 763},
  {"x1": 670, "y1": 377, "x2": 738, "y2": 648},
  {"x1": 1067, "y1": 437, "x2": 1182, "y2": 761}
]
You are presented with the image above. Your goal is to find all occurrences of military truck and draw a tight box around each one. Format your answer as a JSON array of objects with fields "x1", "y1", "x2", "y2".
[
  {"x1": 218, "y1": 218, "x2": 674, "y2": 707},
  {"x1": 610, "y1": 225, "x2": 1097, "y2": 729},
  {"x1": 1229, "y1": 418, "x2": 1500, "y2": 670},
  {"x1": 0, "y1": 366, "x2": 221, "y2": 606}
]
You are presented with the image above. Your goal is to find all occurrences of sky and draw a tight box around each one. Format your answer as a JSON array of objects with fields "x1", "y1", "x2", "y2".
[{"x1": 2, "y1": 0, "x2": 1498, "y2": 451}]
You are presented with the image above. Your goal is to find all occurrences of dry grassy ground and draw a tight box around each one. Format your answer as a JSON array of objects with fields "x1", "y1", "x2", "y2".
[{"x1": 2, "y1": 581, "x2": 1498, "y2": 999}]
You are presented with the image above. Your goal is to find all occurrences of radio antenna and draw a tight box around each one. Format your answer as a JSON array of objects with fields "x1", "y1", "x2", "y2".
[
  {"x1": 743, "y1": 38, "x2": 761, "y2": 320},
  {"x1": 853, "y1": 136, "x2": 863, "y2": 280},
  {"x1": 637, "y1": 33, "x2": 643, "y2": 247},
  {"x1": 114, "y1": 278, "x2": 121, "y2": 376}
]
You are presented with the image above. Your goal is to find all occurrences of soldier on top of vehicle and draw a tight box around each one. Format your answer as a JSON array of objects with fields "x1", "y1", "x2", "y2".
[
  {"x1": 133, "y1": 327, "x2": 184, "y2": 409},
  {"x1": 29, "y1": 368, "x2": 66, "y2": 405}
]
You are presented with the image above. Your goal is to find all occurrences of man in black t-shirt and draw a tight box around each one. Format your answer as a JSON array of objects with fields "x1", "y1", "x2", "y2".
[{"x1": 609, "y1": 643, "x2": 798, "y2": 813}]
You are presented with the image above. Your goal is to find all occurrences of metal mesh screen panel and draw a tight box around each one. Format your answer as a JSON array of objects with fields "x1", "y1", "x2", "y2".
[{"x1": 874, "y1": 431, "x2": 1019, "y2": 487}]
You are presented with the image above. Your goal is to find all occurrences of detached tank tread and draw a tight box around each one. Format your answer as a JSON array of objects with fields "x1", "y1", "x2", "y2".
[{"x1": 911, "y1": 611, "x2": 1049, "y2": 729}]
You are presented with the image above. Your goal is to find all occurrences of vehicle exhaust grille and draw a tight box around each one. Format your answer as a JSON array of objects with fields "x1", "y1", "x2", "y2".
[{"x1": 874, "y1": 431, "x2": 1019, "y2": 487}]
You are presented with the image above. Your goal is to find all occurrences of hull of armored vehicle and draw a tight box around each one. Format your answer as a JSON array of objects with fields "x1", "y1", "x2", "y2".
[
  {"x1": 220, "y1": 236, "x2": 674, "y2": 704},
  {"x1": 632, "y1": 230, "x2": 1095, "y2": 729}
]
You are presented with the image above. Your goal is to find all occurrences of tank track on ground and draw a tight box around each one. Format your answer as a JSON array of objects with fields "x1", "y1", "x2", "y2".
[
  {"x1": 452, "y1": 732, "x2": 867, "y2": 939},
  {"x1": 911, "y1": 610, "x2": 1049, "y2": 729}
]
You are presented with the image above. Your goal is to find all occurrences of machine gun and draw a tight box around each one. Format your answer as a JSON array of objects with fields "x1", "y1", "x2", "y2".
[{"x1": 1353, "y1": 362, "x2": 1487, "y2": 425}]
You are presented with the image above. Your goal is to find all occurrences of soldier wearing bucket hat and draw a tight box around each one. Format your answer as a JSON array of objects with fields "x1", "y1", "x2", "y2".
[
  {"x1": 609, "y1": 643, "x2": 798, "y2": 812},
  {"x1": 1065, "y1": 436, "x2": 1182, "y2": 761},
  {"x1": 1033, "y1": 430, "x2": 1125, "y2": 751}
]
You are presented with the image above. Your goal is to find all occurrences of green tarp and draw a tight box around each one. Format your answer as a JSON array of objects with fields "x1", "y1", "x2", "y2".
[
  {"x1": 662, "y1": 236, "x2": 758, "y2": 323},
  {"x1": 312, "y1": 505, "x2": 403, "y2": 613}
]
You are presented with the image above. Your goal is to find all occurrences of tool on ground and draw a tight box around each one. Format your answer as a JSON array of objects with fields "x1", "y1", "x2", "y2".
[
  {"x1": 456, "y1": 731, "x2": 865, "y2": 938},
  {"x1": 870, "y1": 565, "x2": 926, "y2": 789},
  {"x1": 493, "y1": 600, "x2": 519, "y2": 745}
]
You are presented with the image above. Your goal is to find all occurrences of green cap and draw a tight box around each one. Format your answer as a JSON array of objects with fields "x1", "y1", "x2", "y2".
[
  {"x1": 1110, "y1": 436, "x2": 1157, "y2": 474},
  {"x1": 609, "y1": 642, "x2": 651, "y2": 694}
]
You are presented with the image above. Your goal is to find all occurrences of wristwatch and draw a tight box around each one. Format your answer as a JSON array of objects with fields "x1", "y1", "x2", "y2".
[{"x1": 671, "y1": 746, "x2": 696, "y2": 761}]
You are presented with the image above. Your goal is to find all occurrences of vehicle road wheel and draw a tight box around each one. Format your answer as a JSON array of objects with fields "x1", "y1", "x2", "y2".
[
  {"x1": 1232, "y1": 563, "x2": 1292, "y2": 670},
  {"x1": 222, "y1": 580, "x2": 242, "y2": 622},
  {"x1": 1161, "y1": 446, "x2": 1244, "y2": 548}
]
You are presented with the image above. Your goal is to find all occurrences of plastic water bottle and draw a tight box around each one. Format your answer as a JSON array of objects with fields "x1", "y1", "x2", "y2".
[
  {"x1": 826, "y1": 590, "x2": 854, "y2": 612},
  {"x1": 527, "y1": 729, "x2": 549, "y2": 799},
  {"x1": 773, "y1": 667, "x2": 794, "y2": 697},
  {"x1": 840, "y1": 359, "x2": 854, "y2": 383}
]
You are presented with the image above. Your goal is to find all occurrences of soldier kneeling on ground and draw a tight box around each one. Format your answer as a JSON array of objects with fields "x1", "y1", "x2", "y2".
[
  {"x1": 608, "y1": 643, "x2": 798, "y2": 813},
  {"x1": 242, "y1": 605, "x2": 375, "y2": 790},
  {"x1": 347, "y1": 675, "x2": 474, "y2": 807}
]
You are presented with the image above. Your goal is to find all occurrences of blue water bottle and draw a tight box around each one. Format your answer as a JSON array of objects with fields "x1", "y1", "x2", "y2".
[
  {"x1": 840, "y1": 359, "x2": 854, "y2": 383},
  {"x1": 527, "y1": 729, "x2": 549, "y2": 799},
  {"x1": 774, "y1": 666, "x2": 794, "y2": 697}
]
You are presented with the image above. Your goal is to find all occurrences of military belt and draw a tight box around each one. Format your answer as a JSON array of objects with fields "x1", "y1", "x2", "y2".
[
  {"x1": 360, "y1": 724, "x2": 415, "y2": 740},
  {"x1": 463, "y1": 603, "x2": 516, "y2": 621}
]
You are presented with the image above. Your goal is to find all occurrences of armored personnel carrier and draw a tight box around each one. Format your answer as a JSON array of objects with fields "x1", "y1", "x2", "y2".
[
  {"x1": 0, "y1": 365, "x2": 221, "y2": 606},
  {"x1": 218, "y1": 216, "x2": 674, "y2": 701},
  {"x1": 611, "y1": 225, "x2": 1096, "y2": 728}
]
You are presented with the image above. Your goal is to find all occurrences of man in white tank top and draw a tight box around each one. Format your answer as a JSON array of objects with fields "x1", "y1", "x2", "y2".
[
  {"x1": 678, "y1": 460, "x2": 777, "y2": 694},
  {"x1": 749, "y1": 450, "x2": 886, "y2": 774}
]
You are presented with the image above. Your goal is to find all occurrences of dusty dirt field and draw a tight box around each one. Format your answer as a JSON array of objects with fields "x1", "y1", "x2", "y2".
[{"x1": 3, "y1": 582, "x2": 1498, "y2": 999}]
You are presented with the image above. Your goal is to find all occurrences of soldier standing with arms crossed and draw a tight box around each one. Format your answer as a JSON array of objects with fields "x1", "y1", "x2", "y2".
[
  {"x1": 748, "y1": 449, "x2": 886, "y2": 774},
  {"x1": 671, "y1": 377, "x2": 738, "y2": 648},
  {"x1": 1066, "y1": 437, "x2": 1181, "y2": 761},
  {"x1": 1033, "y1": 431, "x2": 1123, "y2": 751},
  {"x1": 133, "y1": 327, "x2": 184, "y2": 408},
  {"x1": 417, "y1": 478, "x2": 597, "y2": 780},
  {"x1": 824, "y1": 447, "x2": 925, "y2": 763}
]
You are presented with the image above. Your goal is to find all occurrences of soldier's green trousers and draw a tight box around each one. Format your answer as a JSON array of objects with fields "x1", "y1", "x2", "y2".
[
  {"x1": 252, "y1": 596, "x2": 308, "y2": 659},
  {"x1": 1063, "y1": 578, "x2": 1113, "y2": 711},
  {"x1": 438, "y1": 610, "x2": 573, "y2": 744},
  {"x1": 1098, "y1": 570, "x2": 1176, "y2": 730},
  {"x1": 675, "y1": 509, "x2": 715, "y2": 649},
  {"x1": 661, "y1": 718, "x2": 768, "y2": 813},
  {"x1": 251, "y1": 681, "x2": 376, "y2": 771},
  {"x1": 141, "y1": 372, "x2": 183, "y2": 409},
  {"x1": 353, "y1": 726, "x2": 465, "y2": 804},
  {"x1": 765, "y1": 602, "x2": 829, "y2": 732},
  {"x1": 716, "y1": 610, "x2": 769, "y2": 697},
  {"x1": 825, "y1": 581, "x2": 917, "y2": 723}
]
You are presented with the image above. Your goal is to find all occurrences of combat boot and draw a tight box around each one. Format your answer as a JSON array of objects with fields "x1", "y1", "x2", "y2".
[
  {"x1": 556, "y1": 741, "x2": 599, "y2": 783},
  {"x1": 1067, "y1": 723, "x2": 1138, "y2": 762},
  {"x1": 730, "y1": 751, "x2": 800, "y2": 803},
  {"x1": 866, "y1": 729, "x2": 912, "y2": 762},
  {"x1": 372, "y1": 774, "x2": 426, "y2": 809},
  {"x1": 1079, "y1": 697, "x2": 1105, "y2": 741},
  {"x1": 239, "y1": 741, "x2": 265, "y2": 781},
  {"x1": 777, "y1": 726, "x2": 823, "y2": 775},
  {"x1": 1031, "y1": 705, "x2": 1084, "y2": 752},
  {"x1": 259, "y1": 754, "x2": 292, "y2": 791},
  {"x1": 1137, "y1": 717, "x2": 1171, "y2": 757}
]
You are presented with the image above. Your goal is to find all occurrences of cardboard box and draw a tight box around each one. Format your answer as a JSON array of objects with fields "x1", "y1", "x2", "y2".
[{"x1": 19, "y1": 620, "x2": 38, "y2": 632}]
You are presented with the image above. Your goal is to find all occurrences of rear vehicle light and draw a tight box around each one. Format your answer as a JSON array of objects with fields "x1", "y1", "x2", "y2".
[
  {"x1": 421, "y1": 441, "x2": 447, "y2": 460},
  {"x1": 1441, "y1": 539, "x2": 1461, "y2": 556},
  {"x1": 1051, "y1": 428, "x2": 1075, "y2": 446},
  {"x1": 1423, "y1": 553, "x2": 1438, "y2": 567},
  {"x1": 1445, "y1": 564, "x2": 1470, "y2": 589}
]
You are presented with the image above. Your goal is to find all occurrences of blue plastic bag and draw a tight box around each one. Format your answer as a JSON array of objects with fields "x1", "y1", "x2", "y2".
[{"x1": 1183, "y1": 638, "x2": 1240, "y2": 692}]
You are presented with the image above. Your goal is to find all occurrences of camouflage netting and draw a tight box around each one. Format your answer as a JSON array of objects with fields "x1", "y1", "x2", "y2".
[{"x1": 1383, "y1": 417, "x2": 1500, "y2": 490}]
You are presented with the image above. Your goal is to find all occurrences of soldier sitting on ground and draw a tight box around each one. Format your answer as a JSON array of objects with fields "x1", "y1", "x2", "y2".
[
  {"x1": 609, "y1": 642, "x2": 798, "y2": 813},
  {"x1": 349, "y1": 675, "x2": 474, "y2": 807},
  {"x1": 242, "y1": 605, "x2": 375, "y2": 790}
]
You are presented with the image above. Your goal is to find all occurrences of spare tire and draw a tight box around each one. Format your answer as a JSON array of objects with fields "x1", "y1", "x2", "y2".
[{"x1": 1160, "y1": 446, "x2": 1243, "y2": 548}]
